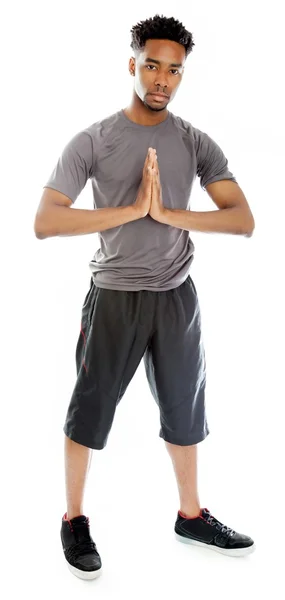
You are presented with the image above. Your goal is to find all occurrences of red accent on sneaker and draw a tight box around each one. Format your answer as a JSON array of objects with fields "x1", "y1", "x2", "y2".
[
  {"x1": 178, "y1": 508, "x2": 203, "y2": 519},
  {"x1": 182, "y1": 508, "x2": 215, "y2": 525},
  {"x1": 63, "y1": 512, "x2": 74, "y2": 532},
  {"x1": 63, "y1": 512, "x2": 86, "y2": 521},
  {"x1": 63, "y1": 512, "x2": 88, "y2": 532}
]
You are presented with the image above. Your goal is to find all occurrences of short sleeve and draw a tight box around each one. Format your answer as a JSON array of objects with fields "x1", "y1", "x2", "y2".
[
  {"x1": 195, "y1": 128, "x2": 238, "y2": 191},
  {"x1": 43, "y1": 130, "x2": 94, "y2": 203}
]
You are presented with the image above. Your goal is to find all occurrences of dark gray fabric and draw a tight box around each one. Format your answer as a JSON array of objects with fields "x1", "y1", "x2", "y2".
[
  {"x1": 44, "y1": 109, "x2": 237, "y2": 291},
  {"x1": 63, "y1": 275, "x2": 209, "y2": 449}
]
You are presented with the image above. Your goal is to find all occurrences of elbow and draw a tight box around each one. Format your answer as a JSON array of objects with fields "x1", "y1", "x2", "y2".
[
  {"x1": 240, "y1": 210, "x2": 255, "y2": 238},
  {"x1": 34, "y1": 230, "x2": 47, "y2": 240},
  {"x1": 245, "y1": 214, "x2": 255, "y2": 237},
  {"x1": 33, "y1": 217, "x2": 53, "y2": 240},
  {"x1": 34, "y1": 219, "x2": 47, "y2": 239}
]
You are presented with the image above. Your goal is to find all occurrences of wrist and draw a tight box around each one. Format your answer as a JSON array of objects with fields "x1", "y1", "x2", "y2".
[
  {"x1": 160, "y1": 207, "x2": 171, "y2": 224},
  {"x1": 132, "y1": 204, "x2": 146, "y2": 219}
]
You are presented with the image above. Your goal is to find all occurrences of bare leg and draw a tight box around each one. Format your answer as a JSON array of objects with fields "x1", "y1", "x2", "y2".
[
  {"x1": 165, "y1": 441, "x2": 201, "y2": 518},
  {"x1": 64, "y1": 434, "x2": 93, "y2": 520}
]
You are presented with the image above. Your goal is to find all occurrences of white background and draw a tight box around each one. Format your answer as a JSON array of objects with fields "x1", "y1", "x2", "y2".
[{"x1": 1, "y1": 0, "x2": 285, "y2": 597}]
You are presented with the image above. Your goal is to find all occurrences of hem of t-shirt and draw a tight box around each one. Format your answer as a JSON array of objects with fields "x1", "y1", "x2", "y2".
[
  {"x1": 42, "y1": 185, "x2": 75, "y2": 203},
  {"x1": 91, "y1": 278, "x2": 188, "y2": 292},
  {"x1": 201, "y1": 175, "x2": 238, "y2": 190}
]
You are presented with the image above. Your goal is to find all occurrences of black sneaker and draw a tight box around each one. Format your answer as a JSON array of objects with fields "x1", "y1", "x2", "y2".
[
  {"x1": 175, "y1": 508, "x2": 255, "y2": 557},
  {"x1": 61, "y1": 513, "x2": 102, "y2": 579}
]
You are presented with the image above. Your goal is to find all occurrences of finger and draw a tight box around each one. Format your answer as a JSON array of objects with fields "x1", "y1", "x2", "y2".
[
  {"x1": 153, "y1": 170, "x2": 158, "y2": 184},
  {"x1": 153, "y1": 169, "x2": 160, "y2": 186},
  {"x1": 153, "y1": 153, "x2": 158, "y2": 171},
  {"x1": 145, "y1": 148, "x2": 155, "y2": 169},
  {"x1": 143, "y1": 149, "x2": 152, "y2": 177},
  {"x1": 154, "y1": 156, "x2": 160, "y2": 176},
  {"x1": 150, "y1": 168, "x2": 157, "y2": 188},
  {"x1": 149, "y1": 168, "x2": 155, "y2": 194},
  {"x1": 144, "y1": 148, "x2": 152, "y2": 164},
  {"x1": 146, "y1": 165, "x2": 153, "y2": 183},
  {"x1": 144, "y1": 149, "x2": 157, "y2": 178},
  {"x1": 145, "y1": 156, "x2": 155, "y2": 179}
]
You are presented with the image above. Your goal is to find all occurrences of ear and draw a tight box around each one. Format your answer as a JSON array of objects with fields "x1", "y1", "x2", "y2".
[{"x1": 128, "y1": 57, "x2": 135, "y2": 76}]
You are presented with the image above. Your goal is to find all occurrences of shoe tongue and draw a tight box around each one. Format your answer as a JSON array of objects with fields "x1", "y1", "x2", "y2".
[{"x1": 70, "y1": 515, "x2": 90, "y2": 543}]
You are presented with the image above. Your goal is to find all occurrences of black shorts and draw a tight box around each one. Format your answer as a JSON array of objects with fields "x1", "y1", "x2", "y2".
[{"x1": 63, "y1": 275, "x2": 210, "y2": 449}]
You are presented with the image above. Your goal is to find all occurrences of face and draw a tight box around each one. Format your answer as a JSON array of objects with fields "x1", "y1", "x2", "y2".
[{"x1": 130, "y1": 38, "x2": 186, "y2": 112}]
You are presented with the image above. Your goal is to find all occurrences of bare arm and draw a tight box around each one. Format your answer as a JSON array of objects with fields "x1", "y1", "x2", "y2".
[{"x1": 34, "y1": 188, "x2": 141, "y2": 239}]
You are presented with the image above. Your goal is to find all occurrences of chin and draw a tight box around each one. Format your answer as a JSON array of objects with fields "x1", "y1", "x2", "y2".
[{"x1": 143, "y1": 100, "x2": 169, "y2": 112}]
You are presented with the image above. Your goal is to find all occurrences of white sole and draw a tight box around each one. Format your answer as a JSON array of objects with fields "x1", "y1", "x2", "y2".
[
  {"x1": 68, "y1": 562, "x2": 102, "y2": 580},
  {"x1": 175, "y1": 532, "x2": 256, "y2": 557}
]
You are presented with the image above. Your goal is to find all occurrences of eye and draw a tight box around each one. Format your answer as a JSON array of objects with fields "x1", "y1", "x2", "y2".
[{"x1": 146, "y1": 65, "x2": 180, "y2": 75}]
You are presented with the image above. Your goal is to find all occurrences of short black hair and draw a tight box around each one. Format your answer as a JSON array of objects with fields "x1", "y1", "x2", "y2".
[{"x1": 130, "y1": 14, "x2": 195, "y2": 58}]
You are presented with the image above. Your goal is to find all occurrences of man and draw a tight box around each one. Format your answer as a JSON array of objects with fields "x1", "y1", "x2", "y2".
[{"x1": 34, "y1": 14, "x2": 255, "y2": 580}]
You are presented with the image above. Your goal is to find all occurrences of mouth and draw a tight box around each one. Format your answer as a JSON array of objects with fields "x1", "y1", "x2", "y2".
[{"x1": 149, "y1": 93, "x2": 169, "y2": 101}]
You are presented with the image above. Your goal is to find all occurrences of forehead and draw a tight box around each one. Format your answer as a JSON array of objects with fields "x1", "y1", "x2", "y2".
[{"x1": 138, "y1": 38, "x2": 186, "y2": 65}]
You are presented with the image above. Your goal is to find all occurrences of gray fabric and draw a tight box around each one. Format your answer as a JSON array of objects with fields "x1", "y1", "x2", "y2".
[
  {"x1": 44, "y1": 109, "x2": 237, "y2": 291},
  {"x1": 63, "y1": 275, "x2": 209, "y2": 450}
]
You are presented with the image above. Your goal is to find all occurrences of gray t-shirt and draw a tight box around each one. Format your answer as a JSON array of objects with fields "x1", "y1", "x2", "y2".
[{"x1": 44, "y1": 109, "x2": 237, "y2": 291}]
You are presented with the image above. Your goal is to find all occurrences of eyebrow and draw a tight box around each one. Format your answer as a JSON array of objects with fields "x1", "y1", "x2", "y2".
[{"x1": 145, "y1": 57, "x2": 183, "y2": 68}]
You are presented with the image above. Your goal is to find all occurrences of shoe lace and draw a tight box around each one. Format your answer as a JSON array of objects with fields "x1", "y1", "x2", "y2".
[
  {"x1": 203, "y1": 511, "x2": 235, "y2": 537},
  {"x1": 66, "y1": 520, "x2": 97, "y2": 561},
  {"x1": 66, "y1": 540, "x2": 97, "y2": 561}
]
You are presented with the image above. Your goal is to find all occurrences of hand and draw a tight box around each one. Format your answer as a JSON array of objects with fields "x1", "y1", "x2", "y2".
[
  {"x1": 148, "y1": 153, "x2": 167, "y2": 223},
  {"x1": 133, "y1": 148, "x2": 157, "y2": 218}
]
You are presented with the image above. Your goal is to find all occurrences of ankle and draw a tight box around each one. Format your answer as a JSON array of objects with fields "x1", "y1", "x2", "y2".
[
  {"x1": 66, "y1": 509, "x2": 84, "y2": 521},
  {"x1": 180, "y1": 506, "x2": 201, "y2": 519}
]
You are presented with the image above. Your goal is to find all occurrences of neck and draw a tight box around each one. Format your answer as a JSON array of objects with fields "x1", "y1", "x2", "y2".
[{"x1": 123, "y1": 91, "x2": 169, "y2": 126}]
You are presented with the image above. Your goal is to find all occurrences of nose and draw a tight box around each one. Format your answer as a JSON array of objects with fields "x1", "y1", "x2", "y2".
[{"x1": 154, "y1": 77, "x2": 168, "y2": 93}]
